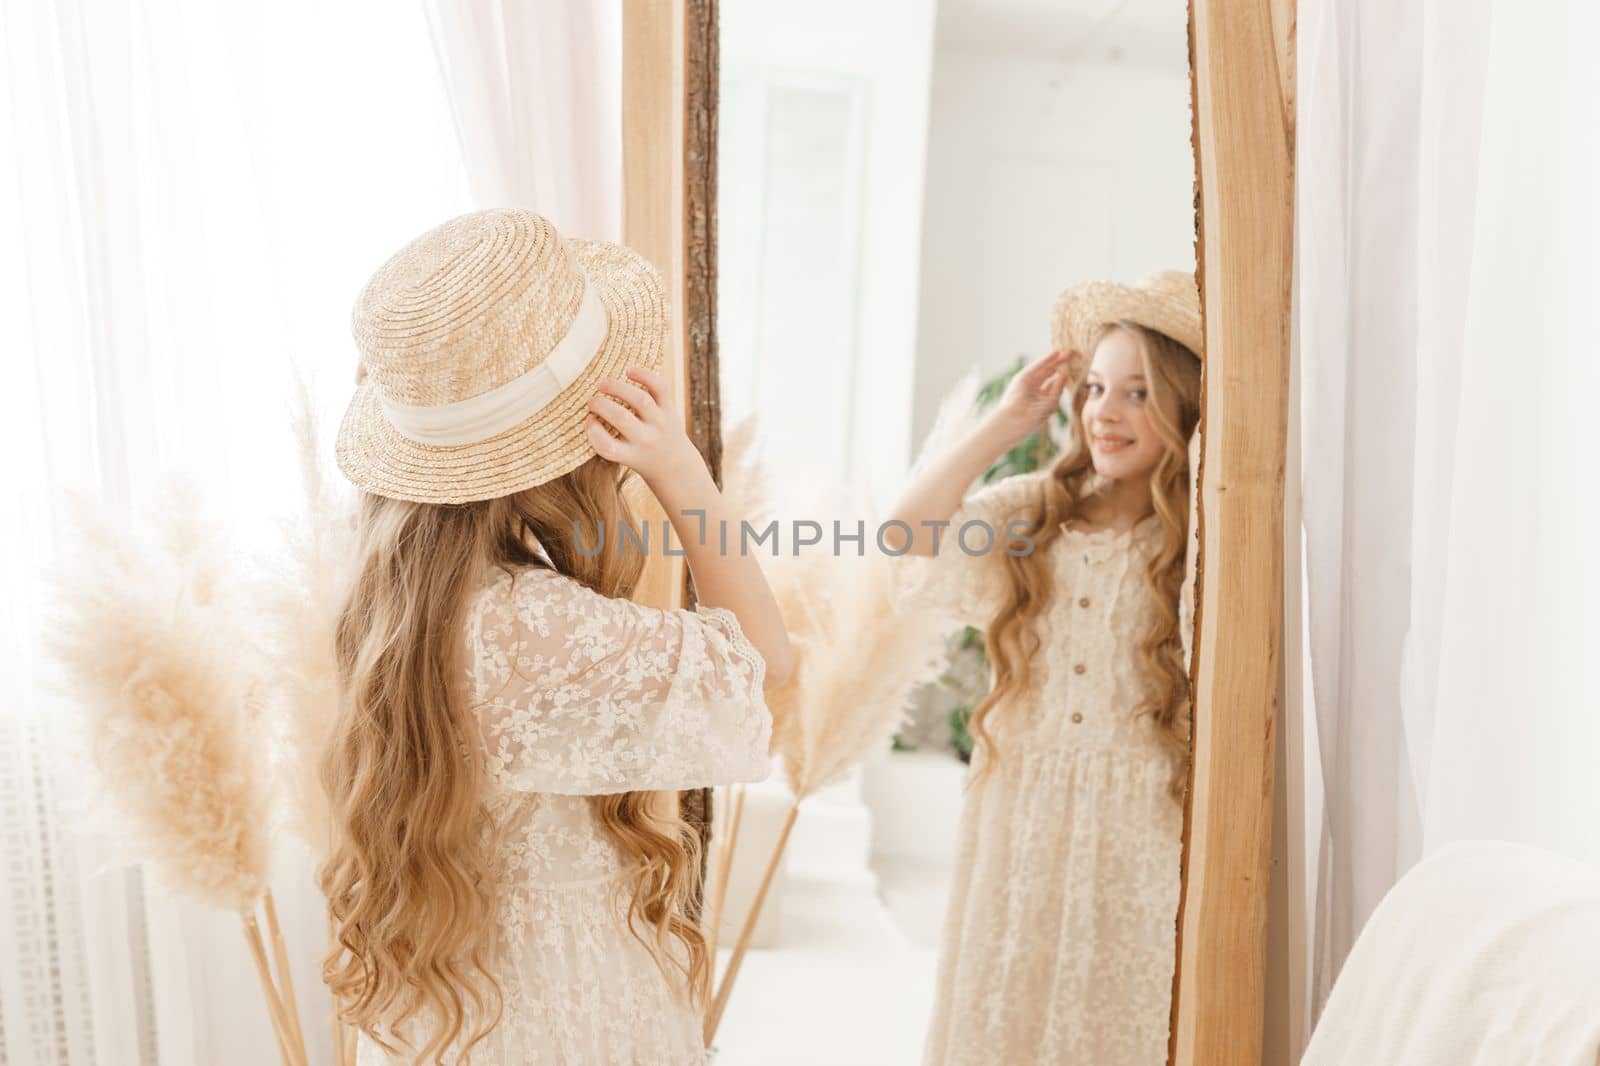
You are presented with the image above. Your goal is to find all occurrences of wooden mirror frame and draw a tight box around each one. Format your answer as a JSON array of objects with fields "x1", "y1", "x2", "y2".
[
  {"x1": 1173, "y1": 1, "x2": 1294, "y2": 1063},
  {"x1": 624, "y1": 0, "x2": 1295, "y2": 1059},
  {"x1": 619, "y1": 0, "x2": 722, "y2": 895}
]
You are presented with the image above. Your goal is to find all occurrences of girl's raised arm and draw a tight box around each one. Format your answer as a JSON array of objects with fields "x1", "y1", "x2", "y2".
[
  {"x1": 885, "y1": 349, "x2": 1076, "y2": 557},
  {"x1": 586, "y1": 366, "x2": 795, "y2": 690}
]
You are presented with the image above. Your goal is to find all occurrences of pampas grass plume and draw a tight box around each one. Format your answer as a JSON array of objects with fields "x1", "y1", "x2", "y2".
[
  {"x1": 717, "y1": 412, "x2": 955, "y2": 801},
  {"x1": 251, "y1": 374, "x2": 360, "y2": 861},
  {"x1": 48, "y1": 488, "x2": 271, "y2": 913},
  {"x1": 906, "y1": 367, "x2": 983, "y2": 484},
  {"x1": 772, "y1": 548, "x2": 950, "y2": 799}
]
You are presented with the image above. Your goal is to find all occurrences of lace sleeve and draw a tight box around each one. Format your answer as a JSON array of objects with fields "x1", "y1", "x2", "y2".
[
  {"x1": 466, "y1": 570, "x2": 773, "y2": 795},
  {"x1": 888, "y1": 471, "x2": 1047, "y2": 628}
]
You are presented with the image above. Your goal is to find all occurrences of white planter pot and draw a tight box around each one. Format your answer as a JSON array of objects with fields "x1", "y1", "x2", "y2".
[{"x1": 860, "y1": 749, "x2": 968, "y2": 866}]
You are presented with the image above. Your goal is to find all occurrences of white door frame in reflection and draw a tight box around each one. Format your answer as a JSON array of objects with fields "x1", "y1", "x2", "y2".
[{"x1": 627, "y1": 0, "x2": 1297, "y2": 1062}]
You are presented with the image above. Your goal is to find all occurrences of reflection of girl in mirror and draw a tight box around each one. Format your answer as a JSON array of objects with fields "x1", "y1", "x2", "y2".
[{"x1": 885, "y1": 271, "x2": 1202, "y2": 1066}]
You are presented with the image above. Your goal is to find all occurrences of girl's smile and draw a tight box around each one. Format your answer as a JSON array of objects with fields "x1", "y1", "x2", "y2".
[{"x1": 1092, "y1": 433, "x2": 1135, "y2": 453}]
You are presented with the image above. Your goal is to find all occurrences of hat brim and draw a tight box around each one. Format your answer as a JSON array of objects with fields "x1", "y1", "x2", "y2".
[
  {"x1": 335, "y1": 239, "x2": 666, "y2": 505},
  {"x1": 1050, "y1": 279, "x2": 1204, "y2": 365}
]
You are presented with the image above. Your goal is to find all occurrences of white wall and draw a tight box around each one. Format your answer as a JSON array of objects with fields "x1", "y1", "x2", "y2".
[
  {"x1": 717, "y1": 0, "x2": 940, "y2": 909},
  {"x1": 718, "y1": 0, "x2": 938, "y2": 504},
  {"x1": 910, "y1": 42, "x2": 1195, "y2": 449}
]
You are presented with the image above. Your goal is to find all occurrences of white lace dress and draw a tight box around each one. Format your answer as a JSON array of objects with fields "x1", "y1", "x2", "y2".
[
  {"x1": 891, "y1": 470, "x2": 1185, "y2": 1066},
  {"x1": 356, "y1": 565, "x2": 771, "y2": 1066}
]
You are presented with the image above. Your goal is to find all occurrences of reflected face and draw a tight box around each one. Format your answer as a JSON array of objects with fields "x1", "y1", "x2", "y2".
[{"x1": 1081, "y1": 328, "x2": 1165, "y2": 482}]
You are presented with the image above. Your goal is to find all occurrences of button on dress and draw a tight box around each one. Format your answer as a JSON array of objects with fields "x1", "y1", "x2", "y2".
[
  {"x1": 356, "y1": 566, "x2": 771, "y2": 1066},
  {"x1": 891, "y1": 470, "x2": 1185, "y2": 1066}
]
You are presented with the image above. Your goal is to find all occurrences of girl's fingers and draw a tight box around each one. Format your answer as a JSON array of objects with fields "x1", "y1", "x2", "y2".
[
  {"x1": 596, "y1": 376, "x2": 658, "y2": 419},
  {"x1": 1030, "y1": 363, "x2": 1071, "y2": 402},
  {"x1": 1022, "y1": 350, "x2": 1067, "y2": 384},
  {"x1": 585, "y1": 415, "x2": 625, "y2": 460},
  {"x1": 589, "y1": 393, "x2": 642, "y2": 436},
  {"x1": 622, "y1": 365, "x2": 668, "y2": 404}
]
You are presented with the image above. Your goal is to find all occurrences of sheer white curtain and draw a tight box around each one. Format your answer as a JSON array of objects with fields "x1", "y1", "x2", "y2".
[
  {"x1": 0, "y1": 1, "x2": 469, "y2": 1063},
  {"x1": 423, "y1": 0, "x2": 622, "y2": 237},
  {"x1": 1299, "y1": 0, "x2": 1599, "y2": 1031}
]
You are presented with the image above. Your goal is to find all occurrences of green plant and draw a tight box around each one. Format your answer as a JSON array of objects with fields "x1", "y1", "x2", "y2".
[{"x1": 948, "y1": 705, "x2": 974, "y2": 764}]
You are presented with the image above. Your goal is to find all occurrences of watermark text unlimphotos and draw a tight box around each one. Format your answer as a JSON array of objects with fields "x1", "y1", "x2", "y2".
[{"x1": 571, "y1": 510, "x2": 1037, "y2": 558}]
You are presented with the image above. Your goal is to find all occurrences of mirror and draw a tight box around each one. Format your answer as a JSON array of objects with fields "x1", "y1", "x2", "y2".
[{"x1": 703, "y1": 1, "x2": 1203, "y2": 1063}]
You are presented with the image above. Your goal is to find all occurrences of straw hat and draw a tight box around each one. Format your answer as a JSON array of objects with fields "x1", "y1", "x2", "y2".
[
  {"x1": 335, "y1": 208, "x2": 666, "y2": 504},
  {"x1": 1050, "y1": 269, "x2": 1203, "y2": 369}
]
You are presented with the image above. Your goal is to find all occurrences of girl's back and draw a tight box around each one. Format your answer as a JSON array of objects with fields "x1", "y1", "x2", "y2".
[
  {"x1": 355, "y1": 565, "x2": 770, "y2": 1064},
  {"x1": 325, "y1": 209, "x2": 792, "y2": 1065}
]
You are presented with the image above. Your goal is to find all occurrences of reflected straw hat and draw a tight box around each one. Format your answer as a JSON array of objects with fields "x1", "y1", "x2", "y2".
[
  {"x1": 1050, "y1": 269, "x2": 1203, "y2": 375},
  {"x1": 335, "y1": 208, "x2": 666, "y2": 504}
]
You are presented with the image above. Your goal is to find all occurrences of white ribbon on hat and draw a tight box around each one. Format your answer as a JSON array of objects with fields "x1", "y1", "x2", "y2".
[{"x1": 377, "y1": 274, "x2": 608, "y2": 447}]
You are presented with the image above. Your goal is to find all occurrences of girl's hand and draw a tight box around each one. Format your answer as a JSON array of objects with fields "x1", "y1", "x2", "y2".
[
  {"x1": 585, "y1": 366, "x2": 704, "y2": 485},
  {"x1": 990, "y1": 349, "x2": 1079, "y2": 445}
]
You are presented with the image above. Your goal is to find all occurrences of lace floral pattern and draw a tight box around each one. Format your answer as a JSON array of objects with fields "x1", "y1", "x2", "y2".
[
  {"x1": 892, "y1": 471, "x2": 1186, "y2": 1066},
  {"x1": 357, "y1": 567, "x2": 772, "y2": 1066}
]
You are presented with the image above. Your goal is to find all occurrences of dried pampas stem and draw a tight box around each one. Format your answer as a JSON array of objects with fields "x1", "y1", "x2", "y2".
[
  {"x1": 332, "y1": 1008, "x2": 349, "y2": 1066},
  {"x1": 243, "y1": 912, "x2": 305, "y2": 1066},
  {"x1": 328, "y1": 905, "x2": 362, "y2": 1066},
  {"x1": 262, "y1": 892, "x2": 306, "y2": 1056},
  {"x1": 703, "y1": 784, "x2": 746, "y2": 960},
  {"x1": 703, "y1": 803, "x2": 799, "y2": 1046}
]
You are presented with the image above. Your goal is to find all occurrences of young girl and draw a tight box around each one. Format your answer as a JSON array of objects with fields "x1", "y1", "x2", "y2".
[
  {"x1": 887, "y1": 271, "x2": 1202, "y2": 1066},
  {"x1": 320, "y1": 208, "x2": 793, "y2": 1065}
]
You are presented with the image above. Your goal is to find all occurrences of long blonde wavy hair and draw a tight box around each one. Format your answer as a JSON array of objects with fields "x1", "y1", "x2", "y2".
[
  {"x1": 318, "y1": 456, "x2": 709, "y2": 1064},
  {"x1": 972, "y1": 322, "x2": 1201, "y2": 801}
]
